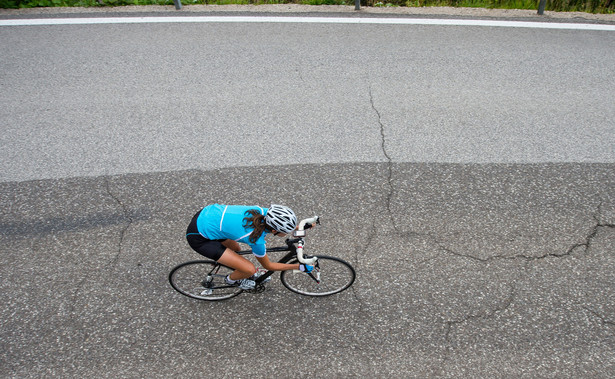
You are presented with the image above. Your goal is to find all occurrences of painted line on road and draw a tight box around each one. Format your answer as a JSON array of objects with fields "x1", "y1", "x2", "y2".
[{"x1": 1, "y1": 16, "x2": 614, "y2": 31}]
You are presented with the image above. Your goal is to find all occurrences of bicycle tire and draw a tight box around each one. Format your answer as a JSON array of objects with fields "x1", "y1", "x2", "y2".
[
  {"x1": 169, "y1": 260, "x2": 242, "y2": 301},
  {"x1": 280, "y1": 256, "x2": 355, "y2": 296}
]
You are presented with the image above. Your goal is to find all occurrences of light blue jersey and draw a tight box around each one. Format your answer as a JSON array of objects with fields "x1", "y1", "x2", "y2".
[{"x1": 196, "y1": 204, "x2": 269, "y2": 257}]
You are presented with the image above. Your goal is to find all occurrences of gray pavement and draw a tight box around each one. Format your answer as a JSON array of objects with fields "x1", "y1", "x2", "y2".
[
  {"x1": 1, "y1": 7, "x2": 615, "y2": 378},
  {"x1": 1, "y1": 18, "x2": 614, "y2": 182}
]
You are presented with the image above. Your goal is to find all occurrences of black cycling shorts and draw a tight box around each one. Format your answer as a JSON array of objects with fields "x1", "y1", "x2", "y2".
[{"x1": 186, "y1": 210, "x2": 226, "y2": 261}]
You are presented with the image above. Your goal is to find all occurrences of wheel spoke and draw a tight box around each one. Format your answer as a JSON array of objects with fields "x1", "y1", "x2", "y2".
[{"x1": 169, "y1": 261, "x2": 242, "y2": 301}]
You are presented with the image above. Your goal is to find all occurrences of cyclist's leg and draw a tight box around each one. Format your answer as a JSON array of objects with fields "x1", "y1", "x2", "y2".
[{"x1": 218, "y1": 249, "x2": 257, "y2": 281}]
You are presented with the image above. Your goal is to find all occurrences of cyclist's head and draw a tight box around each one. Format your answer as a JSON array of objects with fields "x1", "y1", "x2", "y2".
[{"x1": 265, "y1": 204, "x2": 297, "y2": 234}]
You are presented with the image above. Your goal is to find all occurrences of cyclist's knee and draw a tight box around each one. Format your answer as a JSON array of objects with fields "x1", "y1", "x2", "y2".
[
  {"x1": 245, "y1": 263, "x2": 257, "y2": 276},
  {"x1": 236, "y1": 261, "x2": 256, "y2": 276}
]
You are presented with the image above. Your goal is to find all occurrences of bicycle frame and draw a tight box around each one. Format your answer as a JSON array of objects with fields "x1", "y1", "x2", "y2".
[{"x1": 235, "y1": 237, "x2": 320, "y2": 285}]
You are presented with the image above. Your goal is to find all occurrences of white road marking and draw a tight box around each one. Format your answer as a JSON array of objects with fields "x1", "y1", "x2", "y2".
[{"x1": 1, "y1": 16, "x2": 614, "y2": 31}]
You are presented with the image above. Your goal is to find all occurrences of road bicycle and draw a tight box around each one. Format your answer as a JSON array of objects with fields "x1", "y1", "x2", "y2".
[{"x1": 169, "y1": 216, "x2": 356, "y2": 301}]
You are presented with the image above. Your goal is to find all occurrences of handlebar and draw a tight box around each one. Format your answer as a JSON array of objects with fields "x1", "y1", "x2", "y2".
[
  {"x1": 295, "y1": 216, "x2": 319, "y2": 265},
  {"x1": 298, "y1": 216, "x2": 319, "y2": 231}
]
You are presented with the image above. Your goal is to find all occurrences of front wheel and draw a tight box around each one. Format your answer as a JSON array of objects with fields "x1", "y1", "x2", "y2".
[
  {"x1": 281, "y1": 256, "x2": 355, "y2": 296},
  {"x1": 169, "y1": 260, "x2": 242, "y2": 301}
]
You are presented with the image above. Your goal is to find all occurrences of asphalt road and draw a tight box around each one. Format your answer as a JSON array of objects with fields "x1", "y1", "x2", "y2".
[{"x1": 1, "y1": 8, "x2": 614, "y2": 378}]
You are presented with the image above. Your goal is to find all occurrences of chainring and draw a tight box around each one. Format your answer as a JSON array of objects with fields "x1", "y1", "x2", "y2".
[{"x1": 245, "y1": 283, "x2": 266, "y2": 294}]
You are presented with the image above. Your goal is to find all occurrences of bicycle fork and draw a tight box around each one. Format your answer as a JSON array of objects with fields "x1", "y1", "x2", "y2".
[{"x1": 306, "y1": 261, "x2": 321, "y2": 284}]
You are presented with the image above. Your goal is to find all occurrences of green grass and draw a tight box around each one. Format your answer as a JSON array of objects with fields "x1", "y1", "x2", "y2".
[{"x1": 0, "y1": 0, "x2": 613, "y2": 13}]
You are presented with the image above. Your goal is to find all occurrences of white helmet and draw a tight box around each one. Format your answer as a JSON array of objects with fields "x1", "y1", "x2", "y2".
[{"x1": 265, "y1": 204, "x2": 297, "y2": 234}]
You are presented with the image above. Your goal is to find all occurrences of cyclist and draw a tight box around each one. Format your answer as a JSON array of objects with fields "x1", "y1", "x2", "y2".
[{"x1": 186, "y1": 204, "x2": 314, "y2": 290}]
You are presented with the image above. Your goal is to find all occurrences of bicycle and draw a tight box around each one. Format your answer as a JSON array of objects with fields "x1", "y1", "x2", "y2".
[{"x1": 169, "y1": 216, "x2": 356, "y2": 301}]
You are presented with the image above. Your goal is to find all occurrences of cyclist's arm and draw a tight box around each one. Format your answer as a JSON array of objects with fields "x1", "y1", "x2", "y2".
[{"x1": 256, "y1": 255, "x2": 299, "y2": 272}]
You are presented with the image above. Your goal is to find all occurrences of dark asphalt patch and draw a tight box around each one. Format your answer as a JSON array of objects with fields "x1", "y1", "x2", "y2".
[{"x1": 1, "y1": 162, "x2": 614, "y2": 377}]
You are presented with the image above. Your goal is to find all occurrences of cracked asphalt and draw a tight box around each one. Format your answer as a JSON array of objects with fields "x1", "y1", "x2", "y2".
[{"x1": 1, "y1": 6, "x2": 615, "y2": 378}]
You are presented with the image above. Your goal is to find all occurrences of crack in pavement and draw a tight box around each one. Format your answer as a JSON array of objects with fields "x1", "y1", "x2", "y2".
[
  {"x1": 350, "y1": 220, "x2": 377, "y2": 319},
  {"x1": 584, "y1": 307, "x2": 615, "y2": 327},
  {"x1": 368, "y1": 86, "x2": 396, "y2": 229},
  {"x1": 104, "y1": 177, "x2": 133, "y2": 267},
  {"x1": 349, "y1": 86, "x2": 400, "y2": 322},
  {"x1": 434, "y1": 201, "x2": 614, "y2": 263},
  {"x1": 439, "y1": 284, "x2": 517, "y2": 373},
  {"x1": 66, "y1": 178, "x2": 133, "y2": 321}
]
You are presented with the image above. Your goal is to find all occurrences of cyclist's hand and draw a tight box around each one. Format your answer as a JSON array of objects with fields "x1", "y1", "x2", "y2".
[{"x1": 299, "y1": 264, "x2": 314, "y2": 273}]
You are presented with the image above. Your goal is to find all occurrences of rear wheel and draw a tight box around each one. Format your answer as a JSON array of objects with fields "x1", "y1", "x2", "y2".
[
  {"x1": 280, "y1": 256, "x2": 355, "y2": 296},
  {"x1": 169, "y1": 260, "x2": 242, "y2": 301}
]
